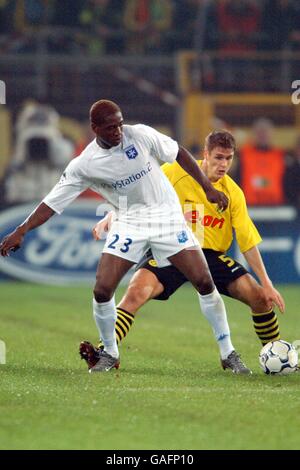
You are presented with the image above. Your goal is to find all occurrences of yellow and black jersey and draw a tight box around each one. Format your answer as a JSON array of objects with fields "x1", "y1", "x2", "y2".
[{"x1": 162, "y1": 160, "x2": 262, "y2": 253}]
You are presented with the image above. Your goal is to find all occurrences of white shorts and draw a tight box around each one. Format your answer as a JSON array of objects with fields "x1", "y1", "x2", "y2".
[{"x1": 102, "y1": 220, "x2": 199, "y2": 267}]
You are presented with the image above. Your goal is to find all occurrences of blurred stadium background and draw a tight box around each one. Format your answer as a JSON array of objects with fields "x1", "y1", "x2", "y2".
[
  {"x1": 0, "y1": 0, "x2": 300, "y2": 450},
  {"x1": 0, "y1": 0, "x2": 300, "y2": 285}
]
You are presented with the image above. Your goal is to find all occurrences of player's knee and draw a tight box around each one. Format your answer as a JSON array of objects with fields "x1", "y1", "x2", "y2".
[
  {"x1": 251, "y1": 287, "x2": 269, "y2": 311},
  {"x1": 194, "y1": 274, "x2": 214, "y2": 295},
  {"x1": 93, "y1": 284, "x2": 114, "y2": 303},
  {"x1": 124, "y1": 283, "x2": 152, "y2": 310}
]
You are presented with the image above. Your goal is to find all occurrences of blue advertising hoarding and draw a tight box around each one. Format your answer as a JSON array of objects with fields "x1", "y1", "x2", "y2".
[
  {"x1": 0, "y1": 201, "x2": 107, "y2": 284},
  {"x1": 232, "y1": 207, "x2": 300, "y2": 284},
  {"x1": 0, "y1": 203, "x2": 299, "y2": 285}
]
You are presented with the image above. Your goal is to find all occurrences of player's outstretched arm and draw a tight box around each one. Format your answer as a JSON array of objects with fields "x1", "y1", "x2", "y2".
[
  {"x1": 0, "y1": 202, "x2": 55, "y2": 256},
  {"x1": 176, "y1": 146, "x2": 228, "y2": 211},
  {"x1": 243, "y1": 245, "x2": 285, "y2": 313}
]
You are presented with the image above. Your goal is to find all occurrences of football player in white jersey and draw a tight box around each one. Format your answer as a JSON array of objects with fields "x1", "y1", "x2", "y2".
[{"x1": 0, "y1": 100, "x2": 250, "y2": 374}]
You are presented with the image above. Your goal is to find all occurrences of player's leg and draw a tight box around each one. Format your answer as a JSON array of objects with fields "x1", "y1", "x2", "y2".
[
  {"x1": 93, "y1": 252, "x2": 134, "y2": 352},
  {"x1": 82, "y1": 265, "x2": 165, "y2": 367},
  {"x1": 100, "y1": 254, "x2": 187, "y2": 347},
  {"x1": 80, "y1": 253, "x2": 136, "y2": 371},
  {"x1": 119, "y1": 269, "x2": 164, "y2": 313},
  {"x1": 82, "y1": 221, "x2": 150, "y2": 371},
  {"x1": 226, "y1": 274, "x2": 281, "y2": 345},
  {"x1": 168, "y1": 247, "x2": 250, "y2": 373},
  {"x1": 202, "y1": 251, "x2": 281, "y2": 346},
  {"x1": 112, "y1": 268, "x2": 164, "y2": 345}
]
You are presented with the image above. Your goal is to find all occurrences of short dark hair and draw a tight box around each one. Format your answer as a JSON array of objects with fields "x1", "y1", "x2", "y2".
[
  {"x1": 90, "y1": 99, "x2": 121, "y2": 126},
  {"x1": 205, "y1": 130, "x2": 236, "y2": 153}
]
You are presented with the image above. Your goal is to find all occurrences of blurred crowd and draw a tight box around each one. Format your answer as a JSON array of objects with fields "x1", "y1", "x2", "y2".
[
  {"x1": 1, "y1": 1, "x2": 300, "y2": 210},
  {"x1": 0, "y1": 0, "x2": 300, "y2": 55},
  {"x1": 236, "y1": 119, "x2": 300, "y2": 209},
  {"x1": 1, "y1": 101, "x2": 300, "y2": 211}
]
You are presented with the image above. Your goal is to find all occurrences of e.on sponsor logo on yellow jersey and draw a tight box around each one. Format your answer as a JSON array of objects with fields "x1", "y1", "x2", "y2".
[{"x1": 184, "y1": 210, "x2": 225, "y2": 229}]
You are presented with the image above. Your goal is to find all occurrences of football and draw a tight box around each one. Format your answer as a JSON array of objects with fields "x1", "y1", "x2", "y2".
[{"x1": 259, "y1": 340, "x2": 298, "y2": 375}]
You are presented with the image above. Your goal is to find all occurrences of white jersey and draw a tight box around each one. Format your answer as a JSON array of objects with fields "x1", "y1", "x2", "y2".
[{"x1": 43, "y1": 124, "x2": 184, "y2": 223}]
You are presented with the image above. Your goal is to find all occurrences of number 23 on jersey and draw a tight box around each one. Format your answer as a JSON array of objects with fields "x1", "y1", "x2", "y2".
[{"x1": 107, "y1": 234, "x2": 133, "y2": 253}]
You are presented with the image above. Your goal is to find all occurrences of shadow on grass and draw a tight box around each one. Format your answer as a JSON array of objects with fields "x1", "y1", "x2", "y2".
[
  {"x1": 2, "y1": 364, "x2": 85, "y2": 378},
  {"x1": 3, "y1": 364, "x2": 299, "y2": 390}
]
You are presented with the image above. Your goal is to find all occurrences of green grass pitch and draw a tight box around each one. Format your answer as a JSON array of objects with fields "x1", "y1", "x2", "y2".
[{"x1": 0, "y1": 282, "x2": 299, "y2": 450}]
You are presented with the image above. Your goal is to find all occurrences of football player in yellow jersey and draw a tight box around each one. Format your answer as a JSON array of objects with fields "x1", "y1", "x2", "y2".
[{"x1": 81, "y1": 130, "x2": 285, "y2": 372}]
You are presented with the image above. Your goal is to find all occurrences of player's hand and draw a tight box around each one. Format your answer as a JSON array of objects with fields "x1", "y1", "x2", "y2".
[
  {"x1": 205, "y1": 187, "x2": 229, "y2": 212},
  {"x1": 0, "y1": 229, "x2": 24, "y2": 256},
  {"x1": 92, "y1": 211, "x2": 116, "y2": 240},
  {"x1": 262, "y1": 285, "x2": 285, "y2": 314}
]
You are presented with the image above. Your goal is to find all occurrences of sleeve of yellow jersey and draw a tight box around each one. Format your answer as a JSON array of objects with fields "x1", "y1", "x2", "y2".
[{"x1": 231, "y1": 184, "x2": 262, "y2": 253}]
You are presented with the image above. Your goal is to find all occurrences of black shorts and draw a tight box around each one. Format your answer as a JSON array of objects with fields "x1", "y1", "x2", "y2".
[{"x1": 135, "y1": 249, "x2": 248, "y2": 300}]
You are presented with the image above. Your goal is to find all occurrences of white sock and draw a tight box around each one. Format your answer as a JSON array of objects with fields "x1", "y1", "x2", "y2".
[
  {"x1": 198, "y1": 288, "x2": 234, "y2": 360},
  {"x1": 93, "y1": 297, "x2": 119, "y2": 358}
]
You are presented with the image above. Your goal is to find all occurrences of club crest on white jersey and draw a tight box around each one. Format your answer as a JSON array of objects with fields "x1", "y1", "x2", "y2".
[
  {"x1": 177, "y1": 230, "x2": 188, "y2": 244},
  {"x1": 124, "y1": 145, "x2": 138, "y2": 160}
]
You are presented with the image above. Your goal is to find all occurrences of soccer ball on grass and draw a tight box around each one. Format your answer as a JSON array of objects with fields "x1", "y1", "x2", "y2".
[{"x1": 259, "y1": 340, "x2": 298, "y2": 375}]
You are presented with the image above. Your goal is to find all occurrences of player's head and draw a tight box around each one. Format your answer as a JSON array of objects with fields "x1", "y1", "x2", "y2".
[
  {"x1": 203, "y1": 130, "x2": 236, "y2": 182},
  {"x1": 90, "y1": 99, "x2": 124, "y2": 148}
]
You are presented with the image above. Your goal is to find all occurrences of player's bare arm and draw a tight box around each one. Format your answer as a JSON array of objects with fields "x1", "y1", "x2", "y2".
[
  {"x1": 0, "y1": 202, "x2": 55, "y2": 256},
  {"x1": 243, "y1": 245, "x2": 285, "y2": 313},
  {"x1": 176, "y1": 146, "x2": 228, "y2": 211}
]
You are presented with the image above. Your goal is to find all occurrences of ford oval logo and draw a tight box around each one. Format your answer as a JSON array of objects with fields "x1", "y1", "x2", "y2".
[{"x1": 0, "y1": 201, "x2": 107, "y2": 285}]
